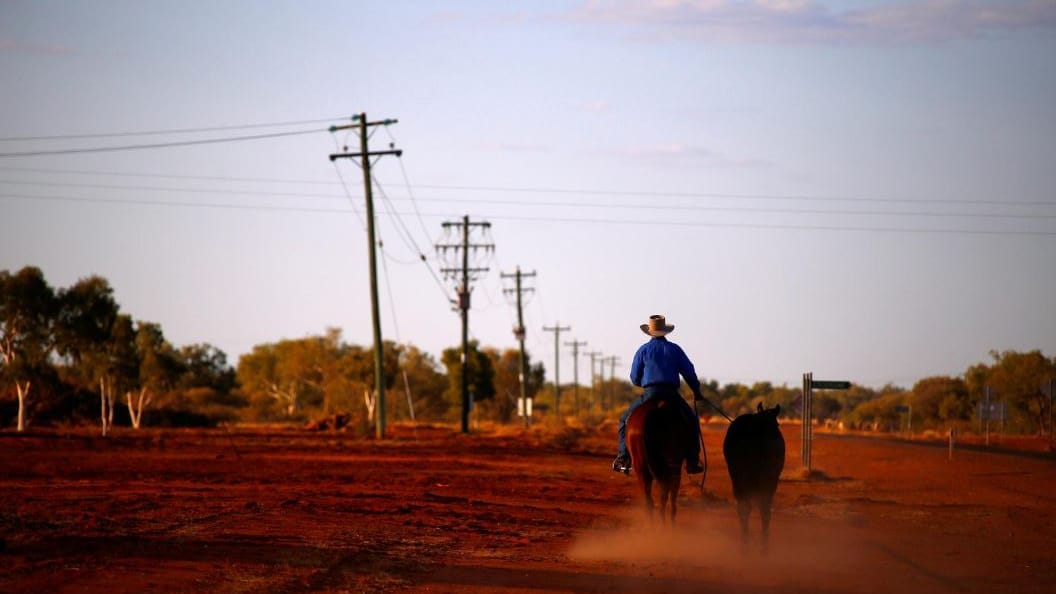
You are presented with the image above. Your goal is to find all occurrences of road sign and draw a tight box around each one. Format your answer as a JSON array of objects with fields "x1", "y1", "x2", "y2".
[
  {"x1": 812, "y1": 380, "x2": 851, "y2": 390},
  {"x1": 516, "y1": 397, "x2": 533, "y2": 417},
  {"x1": 977, "y1": 401, "x2": 1007, "y2": 421}
]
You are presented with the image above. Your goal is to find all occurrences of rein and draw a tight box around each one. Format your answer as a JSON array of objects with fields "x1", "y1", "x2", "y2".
[
  {"x1": 699, "y1": 397, "x2": 735, "y2": 423},
  {"x1": 695, "y1": 398, "x2": 734, "y2": 492}
]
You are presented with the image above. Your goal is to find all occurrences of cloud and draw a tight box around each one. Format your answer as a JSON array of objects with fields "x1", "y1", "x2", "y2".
[
  {"x1": 567, "y1": 0, "x2": 1056, "y2": 45},
  {"x1": 0, "y1": 38, "x2": 75, "y2": 55},
  {"x1": 480, "y1": 141, "x2": 553, "y2": 153},
  {"x1": 583, "y1": 100, "x2": 611, "y2": 113}
]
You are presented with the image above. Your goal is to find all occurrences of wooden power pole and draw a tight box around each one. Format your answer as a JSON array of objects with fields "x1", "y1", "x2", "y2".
[
  {"x1": 585, "y1": 351, "x2": 602, "y2": 413},
  {"x1": 564, "y1": 338, "x2": 587, "y2": 415},
  {"x1": 601, "y1": 355, "x2": 620, "y2": 412},
  {"x1": 501, "y1": 266, "x2": 536, "y2": 428},
  {"x1": 329, "y1": 113, "x2": 401, "y2": 439},
  {"x1": 542, "y1": 323, "x2": 571, "y2": 419},
  {"x1": 437, "y1": 215, "x2": 493, "y2": 433}
]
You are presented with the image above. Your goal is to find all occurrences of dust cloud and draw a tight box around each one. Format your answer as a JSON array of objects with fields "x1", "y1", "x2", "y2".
[{"x1": 570, "y1": 508, "x2": 880, "y2": 588}]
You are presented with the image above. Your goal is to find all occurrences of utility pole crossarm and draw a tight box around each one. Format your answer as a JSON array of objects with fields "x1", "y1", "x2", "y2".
[
  {"x1": 329, "y1": 149, "x2": 402, "y2": 161},
  {"x1": 329, "y1": 117, "x2": 399, "y2": 132}
]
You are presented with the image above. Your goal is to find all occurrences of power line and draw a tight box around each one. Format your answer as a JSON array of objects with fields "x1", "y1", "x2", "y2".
[
  {"x1": 370, "y1": 177, "x2": 455, "y2": 304},
  {"x1": 0, "y1": 116, "x2": 352, "y2": 142},
  {"x1": 2, "y1": 178, "x2": 1052, "y2": 221},
  {"x1": 3, "y1": 193, "x2": 1054, "y2": 237},
  {"x1": 0, "y1": 192, "x2": 354, "y2": 213},
  {"x1": 0, "y1": 128, "x2": 326, "y2": 158},
  {"x1": 372, "y1": 177, "x2": 426, "y2": 259},
  {"x1": 383, "y1": 183, "x2": 1056, "y2": 209},
  {"x1": 330, "y1": 161, "x2": 367, "y2": 229},
  {"x1": 2, "y1": 165, "x2": 1053, "y2": 208},
  {"x1": 0, "y1": 166, "x2": 342, "y2": 185},
  {"x1": 385, "y1": 126, "x2": 435, "y2": 248}
]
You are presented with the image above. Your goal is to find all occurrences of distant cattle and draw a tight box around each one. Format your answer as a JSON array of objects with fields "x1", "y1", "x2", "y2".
[
  {"x1": 723, "y1": 403, "x2": 785, "y2": 553},
  {"x1": 626, "y1": 398, "x2": 689, "y2": 524}
]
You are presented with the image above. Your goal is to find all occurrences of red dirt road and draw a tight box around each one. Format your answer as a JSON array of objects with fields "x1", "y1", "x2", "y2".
[{"x1": 2, "y1": 422, "x2": 1054, "y2": 593}]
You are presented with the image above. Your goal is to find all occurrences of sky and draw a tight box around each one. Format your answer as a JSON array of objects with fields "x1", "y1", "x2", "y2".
[{"x1": 1, "y1": 0, "x2": 1054, "y2": 391}]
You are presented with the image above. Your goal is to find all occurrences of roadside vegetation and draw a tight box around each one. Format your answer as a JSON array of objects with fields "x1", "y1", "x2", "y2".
[{"x1": 3, "y1": 267, "x2": 1053, "y2": 439}]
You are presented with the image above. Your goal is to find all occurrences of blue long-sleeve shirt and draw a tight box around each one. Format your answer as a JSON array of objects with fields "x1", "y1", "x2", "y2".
[{"x1": 629, "y1": 337, "x2": 702, "y2": 397}]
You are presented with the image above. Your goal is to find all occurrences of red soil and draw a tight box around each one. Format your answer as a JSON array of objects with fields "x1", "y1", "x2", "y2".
[{"x1": 1, "y1": 421, "x2": 1054, "y2": 593}]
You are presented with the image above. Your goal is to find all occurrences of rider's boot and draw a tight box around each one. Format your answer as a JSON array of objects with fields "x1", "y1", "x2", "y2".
[{"x1": 612, "y1": 454, "x2": 632, "y2": 474}]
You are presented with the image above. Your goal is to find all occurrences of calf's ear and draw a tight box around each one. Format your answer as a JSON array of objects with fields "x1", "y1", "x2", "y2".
[
  {"x1": 757, "y1": 402, "x2": 764, "y2": 413},
  {"x1": 774, "y1": 404, "x2": 782, "y2": 416}
]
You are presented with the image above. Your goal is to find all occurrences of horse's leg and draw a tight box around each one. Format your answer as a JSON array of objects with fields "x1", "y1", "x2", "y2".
[
  {"x1": 642, "y1": 474, "x2": 655, "y2": 522},
  {"x1": 760, "y1": 492, "x2": 774, "y2": 556},
  {"x1": 657, "y1": 483, "x2": 669, "y2": 525},
  {"x1": 669, "y1": 476, "x2": 680, "y2": 525},
  {"x1": 737, "y1": 497, "x2": 751, "y2": 553}
]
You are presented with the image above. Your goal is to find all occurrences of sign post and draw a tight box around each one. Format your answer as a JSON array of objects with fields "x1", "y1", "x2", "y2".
[
  {"x1": 984, "y1": 386, "x2": 991, "y2": 446},
  {"x1": 1044, "y1": 379, "x2": 1054, "y2": 452},
  {"x1": 801, "y1": 373, "x2": 850, "y2": 472},
  {"x1": 895, "y1": 404, "x2": 912, "y2": 435},
  {"x1": 801, "y1": 373, "x2": 812, "y2": 471}
]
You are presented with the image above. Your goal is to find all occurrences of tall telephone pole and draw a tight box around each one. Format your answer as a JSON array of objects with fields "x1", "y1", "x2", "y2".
[
  {"x1": 564, "y1": 339, "x2": 587, "y2": 415},
  {"x1": 437, "y1": 215, "x2": 494, "y2": 433},
  {"x1": 602, "y1": 355, "x2": 621, "y2": 411},
  {"x1": 501, "y1": 267, "x2": 536, "y2": 428},
  {"x1": 329, "y1": 113, "x2": 401, "y2": 439},
  {"x1": 585, "y1": 351, "x2": 602, "y2": 413},
  {"x1": 542, "y1": 323, "x2": 571, "y2": 419}
]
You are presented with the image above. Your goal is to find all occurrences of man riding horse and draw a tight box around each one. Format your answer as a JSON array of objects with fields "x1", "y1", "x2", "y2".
[{"x1": 613, "y1": 314, "x2": 705, "y2": 475}]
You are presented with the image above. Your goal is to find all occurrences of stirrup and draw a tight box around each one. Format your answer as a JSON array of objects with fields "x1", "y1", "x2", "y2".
[{"x1": 612, "y1": 456, "x2": 632, "y2": 475}]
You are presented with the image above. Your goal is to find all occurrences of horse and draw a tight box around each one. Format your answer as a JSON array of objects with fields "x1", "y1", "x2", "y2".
[
  {"x1": 722, "y1": 403, "x2": 785, "y2": 554},
  {"x1": 626, "y1": 397, "x2": 690, "y2": 524}
]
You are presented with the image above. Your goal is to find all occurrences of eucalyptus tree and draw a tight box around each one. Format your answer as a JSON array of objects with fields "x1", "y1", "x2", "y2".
[
  {"x1": 93, "y1": 314, "x2": 138, "y2": 435},
  {"x1": 54, "y1": 275, "x2": 119, "y2": 395},
  {"x1": 441, "y1": 340, "x2": 495, "y2": 421},
  {"x1": 0, "y1": 267, "x2": 57, "y2": 431},
  {"x1": 127, "y1": 321, "x2": 180, "y2": 429}
]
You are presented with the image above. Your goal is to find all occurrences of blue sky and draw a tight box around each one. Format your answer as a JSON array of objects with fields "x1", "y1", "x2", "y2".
[{"x1": 2, "y1": 0, "x2": 1054, "y2": 389}]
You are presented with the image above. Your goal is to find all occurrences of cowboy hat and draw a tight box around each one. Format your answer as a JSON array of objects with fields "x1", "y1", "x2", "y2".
[{"x1": 640, "y1": 314, "x2": 674, "y2": 337}]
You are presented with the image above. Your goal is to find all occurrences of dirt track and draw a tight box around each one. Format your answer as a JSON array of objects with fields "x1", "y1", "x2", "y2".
[{"x1": 1, "y1": 422, "x2": 1054, "y2": 593}]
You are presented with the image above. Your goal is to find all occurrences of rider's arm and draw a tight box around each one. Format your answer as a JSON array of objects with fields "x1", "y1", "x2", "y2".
[
  {"x1": 677, "y1": 345, "x2": 703, "y2": 399},
  {"x1": 629, "y1": 346, "x2": 644, "y2": 387}
]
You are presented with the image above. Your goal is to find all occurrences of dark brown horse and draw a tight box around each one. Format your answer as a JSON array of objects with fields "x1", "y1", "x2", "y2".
[
  {"x1": 723, "y1": 403, "x2": 785, "y2": 554},
  {"x1": 626, "y1": 397, "x2": 689, "y2": 524}
]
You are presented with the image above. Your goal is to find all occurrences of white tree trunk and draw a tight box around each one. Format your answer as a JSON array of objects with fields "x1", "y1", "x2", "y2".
[
  {"x1": 100, "y1": 377, "x2": 114, "y2": 436},
  {"x1": 126, "y1": 391, "x2": 137, "y2": 429},
  {"x1": 107, "y1": 390, "x2": 115, "y2": 428},
  {"x1": 126, "y1": 387, "x2": 152, "y2": 430},
  {"x1": 267, "y1": 382, "x2": 298, "y2": 417},
  {"x1": 364, "y1": 389, "x2": 376, "y2": 423},
  {"x1": 15, "y1": 380, "x2": 30, "y2": 432}
]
